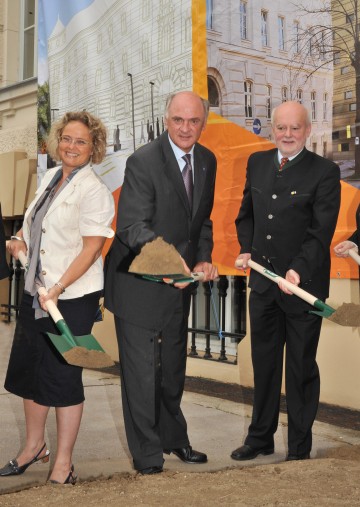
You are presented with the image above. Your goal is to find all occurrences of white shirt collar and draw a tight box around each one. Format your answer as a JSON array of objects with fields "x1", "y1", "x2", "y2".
[
  {"x1": 168, "y1": 134, "x2": 195, "y2": 169},
  {"x1": 278, "y1": 149, "x2": 304, "y2": 162}
]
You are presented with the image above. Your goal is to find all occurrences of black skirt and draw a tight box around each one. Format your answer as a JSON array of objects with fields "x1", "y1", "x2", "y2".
[{"x1": 4, "y1": 291, "x2": 101, "y2": 407}]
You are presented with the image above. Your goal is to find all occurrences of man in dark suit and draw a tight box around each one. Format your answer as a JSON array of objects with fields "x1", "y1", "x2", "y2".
[
  {"x1": 104, "y1": 91, "x2": 218, "y2": 474},
  {"x1": 0, "y1": 205, "x2": 9, "y2": 280},
  {"x1": 334, "y1": 204, "x2": 360, "y2": 256},
  {"x1": 232, "y1": 101, "x2": 340, "y2": 462}
]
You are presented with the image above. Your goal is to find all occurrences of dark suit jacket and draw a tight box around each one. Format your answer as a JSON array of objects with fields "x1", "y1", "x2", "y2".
[
  {"x1": 104, "y1": 131, "x2": 217, "y2": 330},
  {"x1": 235, "y1": 148, "x2": 341, "y2": 301},
  {"x1": 0, "y1": 205, "x2": 9, "y2": 280},
  {"x1": 348, "y1": 204, "x2": 360, "y2": 247}
]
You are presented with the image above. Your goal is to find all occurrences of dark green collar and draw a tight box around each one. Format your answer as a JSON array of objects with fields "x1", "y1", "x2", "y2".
[{"x1": 274, "y1": 148, "x2": 307, "y2": 171}]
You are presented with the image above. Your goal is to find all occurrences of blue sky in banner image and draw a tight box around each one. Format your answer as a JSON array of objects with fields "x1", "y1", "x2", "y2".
[{"x1": 38, "y1": 0, "x2": 96, "y2": 84}]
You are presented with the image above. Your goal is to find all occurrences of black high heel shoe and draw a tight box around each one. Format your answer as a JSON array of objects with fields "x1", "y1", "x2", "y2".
[
  {"x1": 49, "y1": 465, "x2": 77, "y2": 485},
  {"x1": 0, "y1": 443, "x2": 50, "y2": 476}
]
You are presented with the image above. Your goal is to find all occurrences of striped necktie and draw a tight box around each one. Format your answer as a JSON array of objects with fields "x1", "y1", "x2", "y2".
[{"x1": 182, "y1": 154, "x2": 193, "y2": 207}]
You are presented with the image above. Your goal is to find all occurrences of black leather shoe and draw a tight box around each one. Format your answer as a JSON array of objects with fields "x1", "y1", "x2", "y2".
[
  {"x1": 139, "y1": 466, "x2": 163, "y2": 475},
  {"x1": 0, "y1": 443, "x2": 50, "y2": 476},
  {"x1": 231, "y1": 444, "x2": 274, "y2": 461},
  {"x1": 49, "y1": 465, "x2": 77, "y2": 485},
  {"x1": 164, "y1": 446, "x2": 207, "y2": 464},
  {"x1": 286, "y1": 452, "x2": 310, "y2": 461}
]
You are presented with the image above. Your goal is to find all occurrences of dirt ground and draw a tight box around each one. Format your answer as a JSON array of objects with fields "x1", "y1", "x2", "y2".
[{"x1": 0, "y1": 445, "x2": 359, "y2": 507}]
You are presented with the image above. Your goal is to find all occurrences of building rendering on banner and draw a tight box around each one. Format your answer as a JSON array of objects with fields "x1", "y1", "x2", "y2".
[
  {"x1": 47, "y1": 0, "x2": 193, "y2": 157},
  {"x1": 206, "y1": 0, "x2": 333, "y2": 158}
]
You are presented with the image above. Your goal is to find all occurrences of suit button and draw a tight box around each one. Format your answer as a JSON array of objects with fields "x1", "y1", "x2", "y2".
[
  {"x1": 272, "y1": 194, "x2": 277, "y2": 199},
  {"x1": 268, "y1": 214, "x2": 273, "y2": 219},
  {"x1": 42, "y1": 228, "x2": 46, "y2": 233},
  {"x1": 40, "y1": 249, "x2": 45, "y2": 254},
  {"x1": 266, "y1": 235, "x2": 271, "y2": 240},
  {"x1": 42, "y1": 270, "x2": 46, "y2": 275}
]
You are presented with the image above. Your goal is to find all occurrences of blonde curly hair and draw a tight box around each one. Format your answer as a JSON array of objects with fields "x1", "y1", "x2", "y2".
[{"x1": 46, "y1": 111, "x2": 107, "y2": 165}]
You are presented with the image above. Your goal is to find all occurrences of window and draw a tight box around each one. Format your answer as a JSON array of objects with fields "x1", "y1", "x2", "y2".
[
  {"x1": 309, "y1": 29, "x2": 315, "y2": 56},
  {"x1": 261, "y1": 11, "x2": 268, "y2": 46},
  {"x1": 293, "y1": 21, "x2": 300, "y2": 53},
  {"x1": 332, "y1": 131, "x2": 340, "y2": 140},
  {"x1": 281, "y1": 86, "x2": 288, "y2": 102},
  {"x1": 244, "y1": 80, "x2": 253, "y2": 118},
  {"x1": 346, "y1": 13, "x2": 354, "y2": 24},
  {"x1": 296, "y1": 89, "x2": 303, "y2": 104},
  {"x1": 333, "y1": 51, "x2": 341, "y2": 65},
  {"x1": 350, "y1": 103, "x2": 357, "y2": 111},
  {"x1": 311, "y1": 91, "x2": 316, "y2": 120},
  {"x1": 345, "y1": 90, "x2": 353, "y2": 99},
  {"x1": 240, "y1": 2, "x2": 247, "y2": 40},
  {"x1": 206, "y1": 0, "x2": 213, "y2": 29},
  {"x1": 21, "y1": 0, "x2": 36, "y2": 80},
  {"x1": 323, "y1": 92, "x2": 328, "y2": 120},
  {"x1": 278, "y1": 16, "x2": 285, "y2": 50},
  {"x1": 208, "y1": 76, "x2": 220, "y2": 107},
  {"x1": 341, "y1": 66, "x2": 350, "y2": 74},
  {"x1": 266, "y1": 85, "x2": 272, "y2": 119},
  {"x1": 340, "y1": 143, "x2": 350, "y2": 152}
]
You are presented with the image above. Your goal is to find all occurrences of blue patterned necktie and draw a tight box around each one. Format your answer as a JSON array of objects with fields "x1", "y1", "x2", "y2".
[{"x1": 182, "y1": 154, "x2": 193, "y2": 207}]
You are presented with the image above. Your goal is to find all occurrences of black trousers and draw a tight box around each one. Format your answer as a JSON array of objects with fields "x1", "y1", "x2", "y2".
[
  {"x1": 245, "y1": 284, "x2": 322, "y2": 455},
  {"x1": 115, "y1": 305, "x2": 190, "y2": 470}
]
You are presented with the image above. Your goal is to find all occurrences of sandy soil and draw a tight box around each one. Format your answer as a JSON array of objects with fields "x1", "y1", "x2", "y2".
[{"x1": 1, "y1": 445, "x2": 359, "y2": 507}]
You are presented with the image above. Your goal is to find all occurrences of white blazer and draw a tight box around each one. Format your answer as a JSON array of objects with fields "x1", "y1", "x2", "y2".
[{"x1": 23, "y1": 163, "x2": 115, "y2": 299}]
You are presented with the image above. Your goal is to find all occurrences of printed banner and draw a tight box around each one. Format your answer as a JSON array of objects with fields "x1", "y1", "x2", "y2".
[{"x1": 38, "y1": 0, "x2": 359, "y2": 278}]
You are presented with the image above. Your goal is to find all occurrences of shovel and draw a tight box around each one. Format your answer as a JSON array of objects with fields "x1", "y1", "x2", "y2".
[
  {"x1": 142, "y1": 272, "x2": 205, "y2": 283},
  {"x1": 16, "y1": 249, "x2": 114, "y2": 368},
  {"x1": 235, "y1": 258, "x2": 360, "y2": 326}
]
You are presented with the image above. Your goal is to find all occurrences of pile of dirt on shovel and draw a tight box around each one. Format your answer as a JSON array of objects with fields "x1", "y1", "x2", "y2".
[
  {"x1": 328, "y1": 302, "x2": 360, "y2": 327},
  {"x1": 63, "y1": 347, "x2": 114, "y2": 369},
  {"x1": 129, "y1": 237, "x2": 186, "y2": 275}
]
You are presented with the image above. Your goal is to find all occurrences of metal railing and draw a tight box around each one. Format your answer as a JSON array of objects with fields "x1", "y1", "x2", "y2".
[{"x1": 188, "y1": 275, "x2": 247, "y2": 364}]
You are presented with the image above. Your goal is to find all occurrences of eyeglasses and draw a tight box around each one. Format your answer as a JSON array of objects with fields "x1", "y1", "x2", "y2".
[{"x1": 59, "y1": 135, "x2": 92, "y2": 147}]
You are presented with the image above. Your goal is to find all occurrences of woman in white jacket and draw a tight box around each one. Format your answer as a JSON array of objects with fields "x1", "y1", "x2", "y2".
[{"x1": 1, "y1": 111, "x2": 114, "y2": 484}]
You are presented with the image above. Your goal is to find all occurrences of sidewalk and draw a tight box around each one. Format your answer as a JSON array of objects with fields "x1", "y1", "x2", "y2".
[{"x1": 1, "y1": 320, "x2": 359, "y2": 495}]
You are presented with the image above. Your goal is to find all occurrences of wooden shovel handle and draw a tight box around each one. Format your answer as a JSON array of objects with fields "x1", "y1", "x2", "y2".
[
  {"x1": 235, "y1": 258, "x2": 317, "y2": 306},
  {"x1": 37, "y1": 287, "x2": 63, "y2": 323},
  {"x1": 348, "y1": 248, "x2": 360, "y2": 266}
]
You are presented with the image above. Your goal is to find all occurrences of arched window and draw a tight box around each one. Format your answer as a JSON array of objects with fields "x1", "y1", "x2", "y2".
[
  {"x1": 296, "y1": 89, "x2": 303, "y2": 104},
  {"x1": 208, "y1": 76, "x2": 220, "y2": 107}
]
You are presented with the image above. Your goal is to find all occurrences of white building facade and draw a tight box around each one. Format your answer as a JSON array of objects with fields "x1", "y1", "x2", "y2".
[{"x1": 206, "y1": 0, "x2": 333, "y2": 157}]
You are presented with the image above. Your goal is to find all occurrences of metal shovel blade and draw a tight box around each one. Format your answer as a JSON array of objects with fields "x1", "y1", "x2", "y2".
[
  {"x1": 47, "y1": 319, "x2": 114, "y2": 368},
  {"x1": 14, "y1": 250, "x2": 114, "y2": 368}
]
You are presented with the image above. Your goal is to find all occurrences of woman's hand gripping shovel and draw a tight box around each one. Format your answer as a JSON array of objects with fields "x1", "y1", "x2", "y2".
[
  {"x1": 236, "y1": 258, "x2": 360, "y2": 327},
  {"x1": 16, "y1": 249, "x2": 114, "y2": 368}
]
